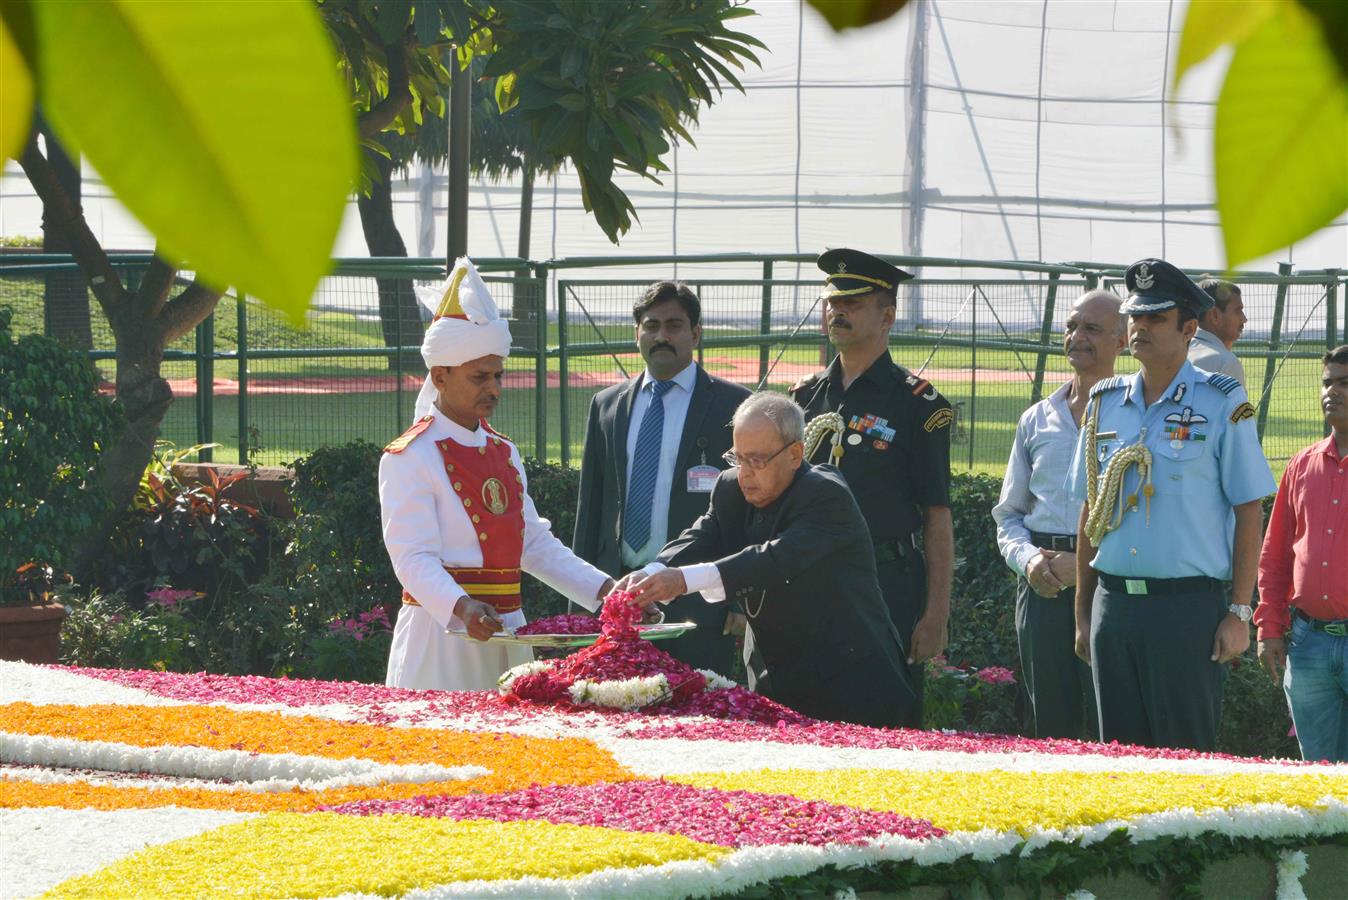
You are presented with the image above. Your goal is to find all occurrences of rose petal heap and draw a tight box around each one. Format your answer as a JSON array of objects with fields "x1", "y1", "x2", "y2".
[
  {"x1": 514, "y1": 614, "x2": 600, "y2": 635},
  {"x1": 504, "y1": 590, "x2": 705, "y2": 710}
]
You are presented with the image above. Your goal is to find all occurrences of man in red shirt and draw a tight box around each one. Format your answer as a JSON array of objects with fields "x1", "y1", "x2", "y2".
[{"x1": 1256, "y1": 345, "x2": 1348, "y2": 762}]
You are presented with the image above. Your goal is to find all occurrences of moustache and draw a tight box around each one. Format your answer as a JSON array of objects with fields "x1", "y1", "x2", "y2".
[
  {"x1": 828, "y1": 319, "x2": 851, "y2": 329},
  {"x1": 649, "y1": 343, "x2": 675, "y2": 353}
]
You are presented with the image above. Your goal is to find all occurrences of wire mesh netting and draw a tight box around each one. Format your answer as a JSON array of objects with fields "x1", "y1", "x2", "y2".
[{"x1": 3, "y1": 259, "x2": 1344, "y2": 474}]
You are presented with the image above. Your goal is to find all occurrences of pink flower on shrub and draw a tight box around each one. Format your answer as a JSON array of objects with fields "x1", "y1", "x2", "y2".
[
  {"x1": 974, "y1": 666, "x2": 1016, "y2": 686},
  {"x1": 146, "y1": 588, "x2": 198, "y2": 609}
]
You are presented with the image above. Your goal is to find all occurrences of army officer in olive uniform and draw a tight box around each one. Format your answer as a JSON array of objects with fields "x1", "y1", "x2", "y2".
[{"x1": 791, "y1": 248, "x2": 955, "y2": 723}]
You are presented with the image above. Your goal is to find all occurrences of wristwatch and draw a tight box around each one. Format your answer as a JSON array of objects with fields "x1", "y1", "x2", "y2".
[{"x1": 1228, "y1": 603, "x2": 1253, "y2": 623}]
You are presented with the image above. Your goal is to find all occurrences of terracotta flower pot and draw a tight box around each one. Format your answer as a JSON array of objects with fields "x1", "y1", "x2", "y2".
[{"x1": 0, "y1": 602, "x2": 67, "y2": 664}]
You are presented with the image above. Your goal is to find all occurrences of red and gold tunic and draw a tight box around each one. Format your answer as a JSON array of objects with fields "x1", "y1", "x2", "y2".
[{"x1": 379, "y1": 410, "x2": 608, "y2": 691}]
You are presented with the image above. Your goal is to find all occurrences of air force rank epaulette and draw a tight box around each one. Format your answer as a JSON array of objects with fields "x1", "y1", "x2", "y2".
[
  {"x1": 790, "y1": 373, "x2": 821, "y2": 394},
  {"x1": 1204, "y1": 372, "x2": 1241, "y2": 395},
  {"x1": 384, "y1": 415, "x2": 434, "y2": 454},
  {"x1": 1089, "y1": 375, "x2": 1126, "y2": 398}
]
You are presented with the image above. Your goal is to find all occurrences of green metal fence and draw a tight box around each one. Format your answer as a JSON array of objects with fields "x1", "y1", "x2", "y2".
[{"x1": 2, "y1": 253, "x2": 1343, "y2": 474}]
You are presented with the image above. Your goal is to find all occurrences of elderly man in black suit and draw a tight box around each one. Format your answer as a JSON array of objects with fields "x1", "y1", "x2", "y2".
[
  {"x1": 573, "y1": 281, "x2": 750, "y2": 674},
  {"x1": 620, "y1": 392, "x2": 919, "y2": 728}
]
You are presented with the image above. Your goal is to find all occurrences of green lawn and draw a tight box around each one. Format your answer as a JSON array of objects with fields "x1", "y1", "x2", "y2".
[{"x1": 3, "y1": 288, "x2": 1334, "y2": 475}]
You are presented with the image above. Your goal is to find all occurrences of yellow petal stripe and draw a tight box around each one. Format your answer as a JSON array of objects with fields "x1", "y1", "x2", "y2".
[
  {"x1": 672, "y1": 769, "x2": 1348, "y2": 834},
  {"x1": 43, "y1": 814, "x2": 728, "y2": 899}
]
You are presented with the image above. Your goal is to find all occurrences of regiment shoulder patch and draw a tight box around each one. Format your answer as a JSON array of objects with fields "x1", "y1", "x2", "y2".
[
  {"x1": 1089, "y1": 375, "x2": 1126, "y2": 398},
  {"x1": 790, "y1": 373, "x2": 820, "y2": 394},
  {"x1": 1229, "y1": 401, "x2": 1256, "y2": 424},
  {"x1": 924, "y1": 408, "x2": 956, "y2": 432},
  {"x1": 384, "y1": 415, "x2": 434, "y2": 454},
  {"x1": 1206, "y1": 373, "x2": 1241, "y2": 395}
]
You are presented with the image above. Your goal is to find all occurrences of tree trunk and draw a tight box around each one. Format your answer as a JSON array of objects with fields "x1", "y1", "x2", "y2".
[
  {"x1": 356, "y1": 153, "x2": 424, "y2": 373},
  {"x1": 39, "y1": 123, "x2": 93, "y2": 352}
]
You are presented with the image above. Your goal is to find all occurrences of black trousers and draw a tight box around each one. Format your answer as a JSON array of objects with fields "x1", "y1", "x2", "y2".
[
  {"x1": 1016, "y1": 578, "x2": 1097, "y2": 740},
  {"x1": 875, "y1": 550, "x2": 927, "y2": 727},
  {"x1": 1090, "y1": 583, "x2": 1229, "y2": 751}
]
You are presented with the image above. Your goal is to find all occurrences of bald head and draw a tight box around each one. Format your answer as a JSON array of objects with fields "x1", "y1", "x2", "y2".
[{"x1": 1064, "y1": 289, "x2": 1126, "y2": 376}]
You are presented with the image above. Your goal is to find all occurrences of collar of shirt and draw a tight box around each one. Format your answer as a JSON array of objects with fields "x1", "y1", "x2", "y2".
[
  {"x1": 1046, "y1": 380, "x2": 1078, "y2": 429},
  {"x1": 1314, "y1": 435, "x2": 1348, "y2": 465},
  {"x1": 642, "y1": 360, "x2": 698, "y2": 395},
  {"x1": 429, "y1": 405, "x2": 488, "y2": 446},
  {"x1": 1192, "y1": 328, "x2": 1224, "y2": 352},
  {"x1": 1120, "y1": 359, "x2": 1196, "y2": 410},
  {"x1": 825, "y1": 351, "x2": 899, "y2": 390}
]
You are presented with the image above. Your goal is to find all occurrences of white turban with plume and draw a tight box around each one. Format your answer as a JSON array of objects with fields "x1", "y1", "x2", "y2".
[{"x1": 413, "y1": 257, "x2": 512, "y2": 418}]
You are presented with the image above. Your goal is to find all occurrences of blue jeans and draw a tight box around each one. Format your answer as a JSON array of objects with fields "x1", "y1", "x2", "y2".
[{"x1": 1284, "y1": 615, "x2": 1348, "y2": 763}]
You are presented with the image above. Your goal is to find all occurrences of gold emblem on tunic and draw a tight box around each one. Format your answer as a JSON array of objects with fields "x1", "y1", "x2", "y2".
[{"x1": 482, "y1": 477, "x2": 509, "y2": 514}]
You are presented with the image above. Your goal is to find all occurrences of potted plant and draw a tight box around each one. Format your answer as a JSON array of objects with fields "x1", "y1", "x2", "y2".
[{"x1": 0, "y1": 308, "x2": 124, "y2": 662}]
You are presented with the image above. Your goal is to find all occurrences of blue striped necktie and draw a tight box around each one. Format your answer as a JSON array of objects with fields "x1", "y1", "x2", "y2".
[{"x1": 623, "y1": 378, "x2": 675, "y2": 553}]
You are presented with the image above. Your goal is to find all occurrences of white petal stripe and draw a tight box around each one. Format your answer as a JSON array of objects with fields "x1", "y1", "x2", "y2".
[{"x1": 0, "y1": 731, "x2": 487, "y2": 792}]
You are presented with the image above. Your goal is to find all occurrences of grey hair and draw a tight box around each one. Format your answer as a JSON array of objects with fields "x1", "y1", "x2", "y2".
[
  {"x1": 732, "y1": 391, "x2": 805, "y2": 444},
  {"x1": 1075, "y1": 288, "x2": 1126, "y2": 335}
]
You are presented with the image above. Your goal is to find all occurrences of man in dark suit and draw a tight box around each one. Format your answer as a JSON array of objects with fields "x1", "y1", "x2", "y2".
[
  {"x1": 573, "y1": 281, "x2": 751, "y2": 674},
  {"x1": 619, "y1": 392, "x2": 918, "y2": 728}
]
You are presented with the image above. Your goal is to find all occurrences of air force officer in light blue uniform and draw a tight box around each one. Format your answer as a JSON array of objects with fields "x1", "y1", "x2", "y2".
[{"x1": 1068, "y1": 258, "x2": 1275, "y2": 751}]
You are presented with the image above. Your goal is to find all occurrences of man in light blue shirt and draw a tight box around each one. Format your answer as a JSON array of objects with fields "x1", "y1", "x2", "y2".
[
  {"x1": 1068, "y1": 258, "x2": 1275, "y2": 751},
  {"x1": 993, "y1": 289, "x2": 1124, "y2": 738}
]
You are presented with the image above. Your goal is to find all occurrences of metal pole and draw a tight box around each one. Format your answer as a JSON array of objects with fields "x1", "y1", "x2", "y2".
[
  {"x1": 1030, "y1": 272, "x2": 1059, "y2": 405},
  {"x1": 1256, "y1": 262, "x2": 1291, "y2": 442},
  {"x1": 758, "y1": 261, "x2": 773, "y2": 385},
  {"x1": 394, "y1": 280, "x2": 404, "y2": 430},
  {"x1": 236, "y1": 292, "x2": 248, "y2": 464},
  {"x1": 446, "y1": 53, "x2": 471, "y2": 263},
  {"x1": 534, "y1": 271, "x2": 549, "y2": 461},
  {"x1": 558, "y1": 274, "x2": 573, "y2": 467},
  {"x1": 196, "y1": 314, "x2": 215, "y2": 462},
  {"x1": 968, "y1": 285, "x2": 977, "y2": 470}
]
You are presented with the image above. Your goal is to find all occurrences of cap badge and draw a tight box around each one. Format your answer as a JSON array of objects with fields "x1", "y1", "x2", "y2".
[
  {"x1": 836, "y1": 261, "x2": 847, "y2": 273},
  {"x1": 1135, "y1": 263, "x2": 1154, "y2": 290}
]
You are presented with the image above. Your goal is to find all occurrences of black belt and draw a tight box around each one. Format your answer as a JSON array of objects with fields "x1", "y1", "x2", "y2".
[
  {"x1": 1030, "y1": 531, "x2": 1077, "y2": 552},
  {"x1": 1293, "y1": 608, "x2": 1348, "y2": 637},
  {"x1": 1098, "y1": 574, "x2": 1225, "y2": 596},
  {"x1": 873, "y1": 534, "x2": 919, "y2": 565}
]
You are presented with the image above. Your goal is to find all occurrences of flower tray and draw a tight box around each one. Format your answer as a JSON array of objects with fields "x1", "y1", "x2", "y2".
[{"x1": 461, "y1": 622, "x2": 696, "y2": 648}]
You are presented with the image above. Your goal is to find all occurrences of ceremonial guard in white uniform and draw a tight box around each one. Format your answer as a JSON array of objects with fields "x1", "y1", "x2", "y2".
[{"x1": 381, "y1": 259, "x2": 613, "y2": 691}]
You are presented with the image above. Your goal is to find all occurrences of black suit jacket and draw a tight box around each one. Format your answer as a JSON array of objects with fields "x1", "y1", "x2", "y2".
[
  {"x1": 573, "y1": 365, "x2": 750, "y2": 672},
  {"x1": 658, "y1": 464, "x2": 919, "y2": 728}
]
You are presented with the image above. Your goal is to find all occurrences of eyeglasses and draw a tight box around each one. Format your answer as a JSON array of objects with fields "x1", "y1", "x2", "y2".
[{"x1": 722, "y1": 442, "x2": 793, "y2": 472}]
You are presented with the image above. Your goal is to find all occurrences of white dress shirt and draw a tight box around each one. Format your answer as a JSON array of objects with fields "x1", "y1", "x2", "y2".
[
  {"x1": 1188, "y1": 328, "x2": 1246, "y2": 386},
  {"x1": 992, "y1": 381, "x2": 1084, "y2": 576},
  {"x1": 621, "y1": 361, "x2": 698, "y2": 567},
  {"x1": 380, "y1": 406, "x2": 608, "y2": 691}
]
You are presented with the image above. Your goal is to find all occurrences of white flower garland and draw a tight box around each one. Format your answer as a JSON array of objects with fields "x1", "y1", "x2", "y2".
[
  {"x1": 697, "y1": 669, "x2": 736, "y2": 691},
  {"x1": 0, "y1": 732, "x2": 488, "y2": 792},
  {"x1": 569, "y1": 675, "x2": 671, "y2": 711},
  {"x1": 497, "y1": 660, "x2": 555, "y2": 693}
]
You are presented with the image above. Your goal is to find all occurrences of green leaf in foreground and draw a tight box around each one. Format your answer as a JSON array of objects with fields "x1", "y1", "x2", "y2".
[
  {"x1": 1214, "y1": 5, "x2": 1348, "y2": 266},
  {"x1": 0, "y1": 16, "x2": 33, "y2": 161},
  {"x1": 1171, "y1": 0, "x2": 1279, "y2": 92},
  {"x1": 807, "y1": 0, "x2": 910, "y2": 32},
  {"x1": 32, "y1": 0, "x2": 358, "y2": 322}
]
